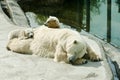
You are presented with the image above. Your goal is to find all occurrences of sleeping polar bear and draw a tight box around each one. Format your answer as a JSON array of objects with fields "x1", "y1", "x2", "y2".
[
  {"x1": 6, "y1": 28, "x2": 34, "y2": 54},
  {"x1": 8, "y1": 28, "x2": 34, "y2": 40},
  {"x1": 30, "y1": 26, "x2": 87, "y2": 65}
]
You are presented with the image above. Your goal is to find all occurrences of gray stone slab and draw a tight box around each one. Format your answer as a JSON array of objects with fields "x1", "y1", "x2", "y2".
[{"x1": 0, "y1": 53, "x2": 112, "y2": 80}]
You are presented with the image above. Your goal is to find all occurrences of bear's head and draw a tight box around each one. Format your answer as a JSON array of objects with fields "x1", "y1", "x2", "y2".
[
  {"x1": 24, "y1": 28, "x2": 34, "y2": 38},
  {"x1": 66, "y1": 40, "x2": 87, "y2": 64},
  {"x1": 44, "y1": 16, "x2": 60, "y2": 28}
]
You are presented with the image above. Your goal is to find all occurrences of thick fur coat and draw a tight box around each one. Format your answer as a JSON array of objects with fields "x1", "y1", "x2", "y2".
[{"x1": 30, "y1": 27, "x2": 87, "y2": 64}]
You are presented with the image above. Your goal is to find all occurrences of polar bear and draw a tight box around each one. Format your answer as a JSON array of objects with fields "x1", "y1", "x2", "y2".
[
  {"x1": 30, "y1": 27, "x2": 87, "y2": 65},
  {"x1": 44, "y1": 16, "x2": 60, "y2": 28},
  {"x1": 8, "y1": 28, "x2": 34, "y2": 40},
  {"x1": 6, "y1": 38, "x2": 33, "y2": 54}
]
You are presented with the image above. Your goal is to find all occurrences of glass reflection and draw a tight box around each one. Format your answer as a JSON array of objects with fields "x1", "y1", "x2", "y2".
[
  {"x1": 18, "y1": 0, "x2": 120, "y2": 48},
  {"x1": 111, "y1": 0, "x2": 120, "y2": 47}
]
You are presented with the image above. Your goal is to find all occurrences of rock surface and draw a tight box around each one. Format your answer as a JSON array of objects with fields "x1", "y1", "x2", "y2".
[
  {"x1": 0, "y1": 5, "x2": 113, "y2": 80},
  {"x1": 4, "y1": 0, "x2": 29, "y2": 27},
  {"x1": 25, "y1": 12, "x2": 42, "y2": 28}
]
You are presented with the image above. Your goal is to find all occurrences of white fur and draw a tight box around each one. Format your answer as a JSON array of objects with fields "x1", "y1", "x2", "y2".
[
  {"x1": 6, "y1": 38, "x2": 33, "y2": 54},
  {"x1": 30, "y1": 27, "x2": 87, "y2": 64},
  {"x1": 8, "y1": 28, "x2": 34, "y2": 40},
  {"x1": 82, "y1": 36, "x2": 102, "y2": 60},
  {"x1": 44, "y1": 16, "x2": 60, "y2": 28}
]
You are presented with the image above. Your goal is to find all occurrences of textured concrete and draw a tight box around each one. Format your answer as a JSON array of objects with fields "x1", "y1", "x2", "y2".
[{"x1": 0, "y1": 5, "x2": 113, "y2": 80}]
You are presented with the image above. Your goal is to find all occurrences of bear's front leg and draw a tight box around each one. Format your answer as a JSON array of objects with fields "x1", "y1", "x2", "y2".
[
  {"x1": 54, "y1": 52, "x2": 68, "y2": 63},
  {"x1": 54, "y1": 44, "x2": 68, "y2": 63},
  {"x1": 81, "y1": 35, "x2": 102, "y2": 62},
  {"x1": 85, "y1": 45, "x2": 102, "y2": 61}
]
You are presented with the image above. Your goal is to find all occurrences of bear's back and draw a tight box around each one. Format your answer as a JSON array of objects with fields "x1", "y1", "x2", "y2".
[{"x1": 34, "y1": 27, "x2": 81, "y2": 41}]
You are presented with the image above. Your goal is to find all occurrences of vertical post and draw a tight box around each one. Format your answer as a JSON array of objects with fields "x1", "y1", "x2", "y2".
[
  {"x1": 116, "y1": 0, "x2": 120, "y2": 13},
  {"x1": 77, "y1": 0, "x2": 81, "y2": 31},
  {"x1": 77, "y1": 0, "x2": 83, "y2": 31},
  {"x1": 107, "y1": 0, "x2": 111, "y2": 42},
  {"x1": 86, "y1": 0, "x2": 90, "y2": 32}
]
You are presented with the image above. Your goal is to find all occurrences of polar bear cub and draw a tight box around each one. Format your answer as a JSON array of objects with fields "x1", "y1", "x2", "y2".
[
  {"x1": 8, "y1": 28, "x2": 34, "y2": 40},
  {"x1": 44, "y1": 16, "x2": 60, "y2": 28},
  {"x1": 30, "y1": 27, "x2": 87, "y2": 65},
  {"x1": 6, "y1": 28, "x2": 34, "y2": 54}
]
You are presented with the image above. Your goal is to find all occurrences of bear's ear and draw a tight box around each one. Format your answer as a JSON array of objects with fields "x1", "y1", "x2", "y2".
[
  {"x1": 73, "y1": 40, "x2": 77, "y2": 44},
  {"x1": 49, "y1": 16, "x2": 52, "y2": 18}
]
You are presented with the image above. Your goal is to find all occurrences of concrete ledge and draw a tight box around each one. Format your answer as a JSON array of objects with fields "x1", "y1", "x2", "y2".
[
  {"x1": 81, "y1": 31, "x2": 120, "y2": 80},
  {"x1": 0, "y1": 52, "x2": 113, "y2": 80}
]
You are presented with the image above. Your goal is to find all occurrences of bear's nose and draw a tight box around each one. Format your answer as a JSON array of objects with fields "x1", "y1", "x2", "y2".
[
  {"x1": 29, "y1": 35, "x2": 33, "y2": 38},
  {"x1": 29, "y1": 33, "x2": 34, "y2": 38},
  {"x1": 69, "y1": 55, "x2": 76, "y2": 64}
]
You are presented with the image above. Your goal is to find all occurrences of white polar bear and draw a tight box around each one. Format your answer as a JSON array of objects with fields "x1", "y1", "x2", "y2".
[
  {"x1": 44, "y1": 16, "x2": 60, "y2": 28},
  {"x1": 8, "y1": 28, "x2": 34, "y2": 40},
  {"x1": 6, "y1": 28, "x2": 34, "y2": 54},
  {"x1": 30, "y1": 27, "x2": 87, "y2": 65},
  {"x1": 6, "y1": 38, "x2": 33, "y2": 54}
]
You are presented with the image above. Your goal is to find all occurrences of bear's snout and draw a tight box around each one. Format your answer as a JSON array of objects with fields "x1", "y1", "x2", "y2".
[
  {"x1": 28, "y1": 33, "x2": 34, "y2": 38},
  {"x1": 29, "y1": 35, "x2": 33, "y2": 38},
  {"x1": 69, "y1": 55, "x2": 76, "y2": 64},
  {"x1": 44, "y1": 23, "x2": 47, "y2": 26}
]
